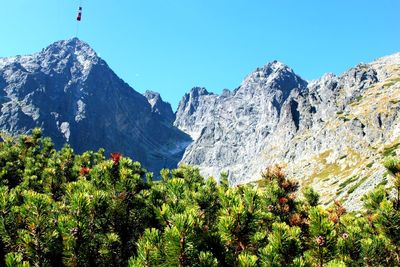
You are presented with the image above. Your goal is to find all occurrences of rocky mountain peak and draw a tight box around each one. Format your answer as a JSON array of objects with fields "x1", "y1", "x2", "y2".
[
  {"x1": 0, "y1": 38, "x2": 100, "y2": 80},
  {"x1": 176, "y1": 87, "x2": 213, "y2": 116},
  {"x1": 42, "y1": 38, "x2": 97, "y2": 60},
  {"x1": 144, "y1": 90, "x2": 161, "y2": 100},
  {"x1": 175, "y1": 61, "x2": 310, "y2": 143},
  {"x1": 189, "y1": 87, "x2": 212, "y2": 97},
  {"x1": 44, "y1": 37, "x2": 93, "y2": 52},
  {"x1": 243, "y1": 60, "x2": 300, "y2": 81},
  {"x1": 144, "y1": 90, "x2": 175, "y2": 125},
  {"x1": 237, "y1": 60, "x2": 307, "y2": 101},
  {"x1": 40, "y1": 38, "x2": 99, "y2": 76},
  {"x1": 259, "y1": 60, "x2": 290, "y2": 75},
  {"x1": 0, "y1": 39, "x2": 191, "y2": 174}
]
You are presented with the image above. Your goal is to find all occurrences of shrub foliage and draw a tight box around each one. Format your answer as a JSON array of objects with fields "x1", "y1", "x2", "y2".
[{"x1": 0, "y1": 129, "x2": 399, "y2": 266}]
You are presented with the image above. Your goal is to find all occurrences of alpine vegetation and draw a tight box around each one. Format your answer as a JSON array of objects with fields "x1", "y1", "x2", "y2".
[{"x1": 0, "y1": 130, "x2": 400, "y2": 266}]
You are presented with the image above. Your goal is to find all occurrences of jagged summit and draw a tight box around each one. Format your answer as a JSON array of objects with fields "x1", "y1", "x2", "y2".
[
  {"x1": 259, "y1": 60, "x2": 292, "y2": 75},
  {"x1": 242, "y1": 60, "x2": 302, "y2": 81},
  {"x1": 0, "y1": 38, "x2": 100, "y2": 78},
  {"x1": 0, "y1": 38, "x2": 93, "y2": 61},
  {"x1": 42, "y1": 38, "x2": 98, "y2": 61},
  {"x1": 189, "y1": 87, "x2": 212, "y2": 96},
  {"x1": 235, "y1": 60, "x2": 308, "y2": 100},
  {"x1": 43, "y1": 37, "x2": 93, "y2": 52},
  {"x1": 144, "y1": 90, "x2": 175, "y2": 125},
  {"x1": 38, "y1": 38, "x2": 100, "y2": 77},
  {"x1": 144, "y1": 90, "x2": 161, "y2": 99}
]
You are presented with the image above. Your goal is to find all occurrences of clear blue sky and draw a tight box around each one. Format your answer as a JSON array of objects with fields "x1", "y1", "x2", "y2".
[{"x1": 1, "y1": 1, "x2": 399, "y2": 110}]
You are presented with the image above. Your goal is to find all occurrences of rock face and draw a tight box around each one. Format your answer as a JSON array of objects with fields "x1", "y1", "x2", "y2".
[
  {"x1": 175, "y1": 53, "x2": 400, "y2": 209},
  {"x1": 175, "y1": 62, "x2": 307, "y2": 176},
  {"x1": 144, "y1": 90, "x2": 175, "y2": 125},
  {"x1": 0, "y1": 38, "x2": 191, "y2": 173}
]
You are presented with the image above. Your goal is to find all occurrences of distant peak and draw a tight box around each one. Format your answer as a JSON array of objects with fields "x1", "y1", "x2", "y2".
[
  {"x1": 144, "y1": 90, "x2": 172, "y2": 108},
  {"x1": 36, "y1": 38, "x2": 100, "y2": 75},
  {"x1": 260, "y1": 60, "x2": 293, "y2": 75},
  {"x1": 244, "y1": 60, "x2": 302, "y2": 84},
  {"x1": 267, "y1": 60, "x2": 285, "y2": 67},
  {"x1": 42, "y1": 38, "x2": 97, "y2": 59},
  {"x1": 144, "y1": 90, "x2": 175, "y2": 124},
  {"x1": 189, "y1": 87, "x2": 211, "y2": 97},
  {"x1": 56, "y1": 37, "x2": 89, "y2": 48},
  {"x1": 144, "y1": 90, "x2": 161, "y2": 100},
  {"x1": 237, "y1": 60, "x2": 307, "y2": 97},
  {"x1": 61, "y1": 37, "x2": 82, "y2": 45}
]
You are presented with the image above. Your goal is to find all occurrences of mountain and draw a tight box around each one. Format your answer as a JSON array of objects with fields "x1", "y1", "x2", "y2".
[
  {"x1": 0, "y1": 38, "x2": 191, "y2": 173},
  {"x1": 175, "y1": 61, "x2": 308, "y2": 178},
  {"x1": 175, "y1": 53, "x2": 400, "y2": 209}
]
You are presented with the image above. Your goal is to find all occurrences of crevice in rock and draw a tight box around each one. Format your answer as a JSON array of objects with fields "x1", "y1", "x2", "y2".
[
  {"x1": 290, "y1": 100, "x2": 300, "y2": 131},
  {"x1": 361, "y1": 121, "x2": 366, "y2": 137},
  {"x1": 377, "y1": 113, "x2": 382, "y2": 128}
]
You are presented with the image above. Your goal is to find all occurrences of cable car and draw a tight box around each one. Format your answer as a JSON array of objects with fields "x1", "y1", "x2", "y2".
[{"x1": 77, "y1": 7, "x2": 82, "y2": 21}]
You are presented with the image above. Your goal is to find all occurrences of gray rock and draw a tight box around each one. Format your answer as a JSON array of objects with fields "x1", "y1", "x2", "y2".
[{"x1": 144, "y1": 90, "x2": 175, "y2": 125}]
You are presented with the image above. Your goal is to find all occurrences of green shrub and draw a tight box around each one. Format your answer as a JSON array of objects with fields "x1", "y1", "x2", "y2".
[{"x1": 0, "y1": 129, "x2": 399, "y2": 266}]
